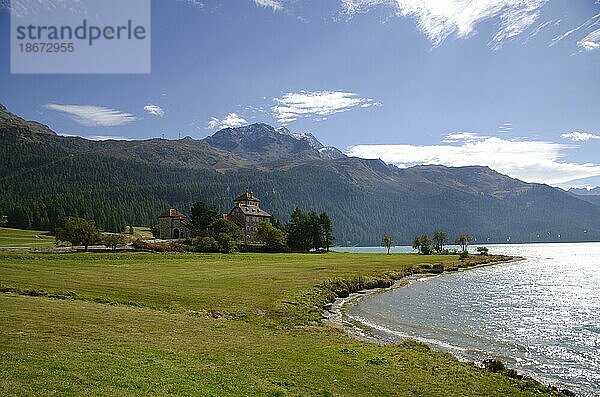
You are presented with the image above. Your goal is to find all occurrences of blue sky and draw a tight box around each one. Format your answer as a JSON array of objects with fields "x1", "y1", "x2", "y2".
[{"x1": 1, "y1": 0, "x2": 599, "y2": 188}]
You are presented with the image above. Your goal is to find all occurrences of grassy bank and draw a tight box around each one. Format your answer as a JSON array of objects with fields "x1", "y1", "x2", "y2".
[{"x1": 0, "y1": 251, "x2": 561, "y2": 396}]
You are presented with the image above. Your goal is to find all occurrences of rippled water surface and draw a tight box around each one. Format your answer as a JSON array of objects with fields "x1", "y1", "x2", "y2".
[{"x1": 346, "y1": 243, "x2": 600, "y2": 395}]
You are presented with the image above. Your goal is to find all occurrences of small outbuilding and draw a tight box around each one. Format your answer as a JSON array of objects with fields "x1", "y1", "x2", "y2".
[{"x1": 157, "y1": 209, "x2": 192, "y2": 239}]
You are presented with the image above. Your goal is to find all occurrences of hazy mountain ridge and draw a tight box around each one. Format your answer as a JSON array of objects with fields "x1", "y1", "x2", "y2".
[
  {"x1": 569, "y1": 187, "x2": 600, "y2": 196},
  {"x1": 1, "y1": 104, "x2": 599, "y2": 244},
  {"x1": 568, "y1": 187, "x2": 600, "y2": 206}
]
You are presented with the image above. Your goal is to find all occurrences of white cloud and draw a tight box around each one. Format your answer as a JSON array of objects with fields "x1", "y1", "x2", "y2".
[
  {"x1": 87, "y1": 135, "x2": 132, "y2": 141},
  {"x1": 0, "y1": 0, "x2": 88, "y2": 18},
  {"x1": 345, "y1": 133, "x2": 600, "y2": 185},
  {"x1": 341, "y1": 0, "x2": 547, "y2": 48},
  {"x1": 271, "y1": 90, "x2": 379, "y2": 125},
  {"x1": 442, "y1": 131, "x2": 486, "y2": 142},
  {"x1": 497, "y1": 122, "x2": 513, "y2": 133},
  {"x1": 578, "y1": 28, "x2": 600, "y2": 51},
  {"x1": 207, "y1": 113, "x2": 248, "y2": 129},
  {"x1": 45, "y1": 104, "x2": 137, "y2": 127},
  {"x1": 550, "y1": 13, "x2": 600, "y2": 47},
  {"x1": 525, "y1": 19, "x2": 559, "y2": 42},
  {"x1": 144, "y1": 104, "x2": 165, "y2": 118},
  {"x1": 561, "y1": 131, "x2": 600, "y2": 142},
  {"x1": 254, "y1": 0, "x2": 283, "y2": 11},
  {"x1": 57, "y1": 133, "x2": 134, "y2": 141}
]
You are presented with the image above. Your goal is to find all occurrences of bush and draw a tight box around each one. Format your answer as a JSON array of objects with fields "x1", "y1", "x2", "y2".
[
  {"x1": 217, "y1": 233, "x2": 237, "y2": 253},
  {"x1": 193, "y1": 236, "x2": 220, "y2": 253},
  {"x1": 430, "y1": 264, "x2": 444, "y2": 274},
  {"x1": 459, "y1": 250, "x2": 470, "y2": 260},
  {"x1": 367, "y1": 357, "x2": 391, "y2": 365},
  {"x1": 483, "y1": 358, "x2": 506, "y2": 373},
  {"x1": 132, "y1": 239, "x2": 184, "y2": 252},
  {"x1": 102, "y1": 234, "x2": 127, "y2": 251},
  {"x1": 476, "y1": 246, "x2": 489, "y2": 255}
]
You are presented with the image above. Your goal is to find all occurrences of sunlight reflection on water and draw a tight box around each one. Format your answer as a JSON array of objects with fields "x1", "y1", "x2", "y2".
[{"x1": 346, "y1": 243, "x2": 600, "y2": 396}]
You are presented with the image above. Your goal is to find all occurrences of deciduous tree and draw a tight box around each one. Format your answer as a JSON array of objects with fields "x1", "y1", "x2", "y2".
[
  {"x1": 455, "y1": 234, "x2": 473, "y2": 252},
  {"x1": 55, "y1": 216, "x2": 101, "y2": 251},
  {"x1": 433, "y1": 230, "x2": 448, "y2": 253},
  {"x1": 256, "y1": 222, "x2": 287, "y2": 252},
  {"x1": 103, "y1": 233, "x2": 127, "y2": 251},
  {"x1": 381, "y1": 234, "x2": 394, "y2": 255}
]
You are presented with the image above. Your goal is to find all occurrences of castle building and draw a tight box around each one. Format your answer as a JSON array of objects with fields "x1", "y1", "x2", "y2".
[
  {"x1": 157, "y1": 191, "x2": 271, "y2": 242},
  {"x1": 157, "y1": 209, "x2": 192, "y2": 239},
  {"x1": 225, "y1": 191, "x2": 272, "y2": 243}
]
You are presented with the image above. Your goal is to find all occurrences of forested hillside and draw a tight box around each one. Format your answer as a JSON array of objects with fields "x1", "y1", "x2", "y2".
[{"x1": 2, "y1": 105, "x2": 600, "y2": 245}]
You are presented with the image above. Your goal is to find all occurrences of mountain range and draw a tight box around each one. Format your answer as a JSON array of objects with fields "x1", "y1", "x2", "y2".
[
  {"x1": 1, "y1": 103, "x2": 599, "y2": 245},
  {"x1": 568, "y1": 187, "x2": 600, "y2": 207}
]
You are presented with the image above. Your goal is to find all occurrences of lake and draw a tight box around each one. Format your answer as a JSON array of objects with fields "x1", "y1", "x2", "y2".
[{"x1": 339, "y1": 243, "x2": 600, "y2": 396}]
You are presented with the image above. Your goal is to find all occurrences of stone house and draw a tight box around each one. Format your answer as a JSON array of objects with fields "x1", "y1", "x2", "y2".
[{"x1": 157, "y1": 209, "x2": 192, "y2": 239}]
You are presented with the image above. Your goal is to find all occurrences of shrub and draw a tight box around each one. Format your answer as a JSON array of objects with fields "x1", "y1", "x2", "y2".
[
  {"x1": 430, "y1": 264, "x2": 444, "y2": 274},
  {"x1": 103, "y1": 234, "x2": 127, "y2": 251},
  {"x1": 459, "y1": 251, "x2": 470, "y2": 260},
  {"x1": 193, "y1": 236, "x2": 220, "y2": 253},
  {"x1": 133, "y1": 239, "x2": 168, "y2": 252},
  {"x1": 476, "y1": 246, "x2": 489, "y2": 255},
  {"x1": 217, "y1": 233, "x2": 237, "y2": 253},
  {"x1": 483, "y1": 358, "x2": 506, "y2": 373},
  {"x1": 367, "y1": 357, "x2": 391, "y2": 365}
]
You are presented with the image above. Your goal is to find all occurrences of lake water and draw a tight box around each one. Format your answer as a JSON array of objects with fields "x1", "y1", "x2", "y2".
[{"x1": 340, "y1": 243, "x2": 600, "y2": 396}]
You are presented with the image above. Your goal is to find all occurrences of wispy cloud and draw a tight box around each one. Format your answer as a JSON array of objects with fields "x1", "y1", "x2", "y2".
[
  {"x1": 341, "y1": 0, "x2": 547, "y2": 49},
  {"x1": 271, "y1": 90, "x2": 379, "y2": 125},
  {"x1": 497, "y1": 122, "x2": 513, "y2": 133},
  {"x1": 45, "y1": 104, "x2": 137, "y2": 127},
  {"x1": 561, "y1": 131, "x2": 600, "y2": 142},
  {"x1": 525, "y1": 19, "x2": 560, "y2": 42},
  {"x1": 550, "y1": 13, "x2": 600, "y2": 48},
  {"x1": 346, "y1": 132, "x2": 600, "y2": 186},
  {"x1": 442, "y1": 132, "x2": 485, "y2": 142},
  {"x1": 57, "y1": 133, "x2": 134, "y2": 141},
  {"x1": 578, "y1": 28, "x2": 600, "y2": 51},
  {"x1": 254, "y1": 0, "x2": 283, "y2": 11},
  {"x1": 0, "y1": 0, "x2": 88, "y2": 18},
  {"x1": 207, "y1": 113, "x2": 248, "y2": 129},
  {"x1": 144, "y1": 104, "x2": 165, "y2": 118}
]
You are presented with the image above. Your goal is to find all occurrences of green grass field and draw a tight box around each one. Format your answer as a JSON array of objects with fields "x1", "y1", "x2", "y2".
[
  {"x1": 0, "y1": 228, "x2": 56, "y2": 248},
  {"x1": 0, "y1": 251, "x2": 561, "y2": 396},
  {"x1": 131, "y1": 227, "x2": 154, "y2": 240}
]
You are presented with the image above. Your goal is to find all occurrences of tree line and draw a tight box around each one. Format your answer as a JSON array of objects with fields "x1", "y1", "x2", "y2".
[{"x1": 380, "y1": 231, "x2": 476, "y2": 255}]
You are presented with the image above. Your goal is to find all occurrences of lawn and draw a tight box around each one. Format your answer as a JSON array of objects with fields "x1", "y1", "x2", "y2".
[
  {"x1": 0, "y1": 251, "x2": 561, "y2": 396},
  {"x1": 0, "y1": 227, "x2": 56, "y2": 248}
]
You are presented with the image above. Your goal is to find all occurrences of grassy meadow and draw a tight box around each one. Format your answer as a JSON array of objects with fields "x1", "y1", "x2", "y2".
[
  {"x1": 0, "y1": 250, "x2": 562, "y2": 396},
  {"x1": 0, "y1": 227, "x2": 56, "y2": 248}
]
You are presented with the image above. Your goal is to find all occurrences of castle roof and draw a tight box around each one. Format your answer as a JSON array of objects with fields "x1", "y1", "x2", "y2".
[
  {"x1": 234, "y1": 203, "x2": 271, "y2": 218},
  {"x1": 234, "y1": 191, "x2": 260, "y2": 203},
  {"x1": 158, "y1": 209, "x2": 187, "y2": 219}
]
